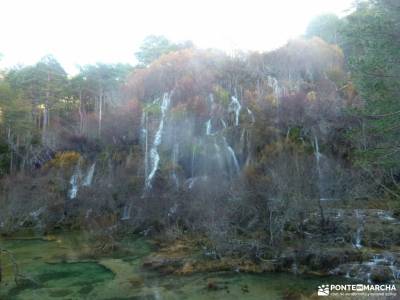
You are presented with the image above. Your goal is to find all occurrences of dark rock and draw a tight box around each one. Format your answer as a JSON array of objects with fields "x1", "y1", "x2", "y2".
[
  {"x1": 370, "y1": 266, "x2": 393, "y2": 283},
  {"x1": 241, "y1": 284, "x2": 249, "y2": 293},
  {"x1": 142, "y1": 256, "x2": 183, "y2": 274},
  {"x1": 207, "y1": 280, "x2": 223, "y2": 291}
]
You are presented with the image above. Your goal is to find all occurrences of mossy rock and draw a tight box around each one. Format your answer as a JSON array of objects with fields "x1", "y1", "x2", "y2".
[{"x1": 370, "y1": 266, "x2": 393, "y2": 283}]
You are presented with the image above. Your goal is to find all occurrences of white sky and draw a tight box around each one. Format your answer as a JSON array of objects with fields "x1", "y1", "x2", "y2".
[{"x1": 0, "y1": 0, "x2": 354, "y2": 74}]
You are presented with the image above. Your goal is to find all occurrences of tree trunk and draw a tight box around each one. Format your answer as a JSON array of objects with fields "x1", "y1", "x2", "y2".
[{"x1": 78, "y1": 89, "x2": 86, "y2": 135}]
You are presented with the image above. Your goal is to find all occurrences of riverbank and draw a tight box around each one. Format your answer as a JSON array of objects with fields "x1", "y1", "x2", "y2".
[
  {"x1": 0, "y1": 230, "x2": 355, "y2": 300},
  {"x1": 1, "y1": 200, "x2": 400, "y2": 299}
]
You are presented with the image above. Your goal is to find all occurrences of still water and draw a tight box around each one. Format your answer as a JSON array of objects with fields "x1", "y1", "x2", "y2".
[{"x1": 0, "y1": 232, "x2": 340, "y2": 299}]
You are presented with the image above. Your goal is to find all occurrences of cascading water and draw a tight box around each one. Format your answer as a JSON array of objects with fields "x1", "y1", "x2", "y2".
[
  {"x1": 367, "y1": 254, "x2": 400, "y2": 281},
  {"x1": 314, "y1": 136, "x2": 322, "y2": 175},
  {"x1": 141, "y1": 111, "x2": 149, "y2": 182},
  {"x1": 68, "y1": 173, "x2": 79, "y2": 199},
  {"x1": 206, "y1": 94, "x2": 214, "y2": 135},
  {"x1": 223, "y1": 137, "x2": 240, "y2": 174},
  {"x1": 268, "y1": 76, "x2": 281, "y2": 124},
  {"x1": 30, "y1": 207, "x2": 45, "y2": 220},
  {"x1": 213, "y1": 142, "x2": 225, "y2": 171},
  {"x1": 354, "y1": 228, "x2": 362, "y2": 249},
  {"x1": 121, "y1": 204, "x2": 131, "y2": 220},
  {"x1": 267, "y1": 75, "x2": 281, "y2": 99},
  {"x1": 68, "y1": 162, "x2": 82, "y2": 199},
  {"x1": 168, "y1": 203, "x2": 178, "y2": 217},
  {"x1": 229, "y1": 96, "x2": 241, "y2": 126},
  {"x1": 227, "y1": 146, "x2": 240, "y2": 174},
  {"x1": 377, "y1": 210, "x2": 396, "y2": 221},
  {"x1": 184, "y1": 176, "x2": 208, "y2": 190},
  {"x1": 239, "y1": 129, "x2": 246, "y2": 152},
  {"x1": 247, "y1": 108, "x2": 255, "y2": 123},
  {"x1": 206, "y1": 119, "x2": 212, "y2": 135},
  {"x1": 239, "y1": 128, "x2": 251, "y2": 165},
  {"x1": 145, "y1": 92, "x2": 171, "y2": 189},
  {"x1": 353, "y1": 209, "x2": 363, "y2": 249},
  {"x1": 82, "y1": 163, "x2": 96, "y2": 186},
  {"x1": 332, "y1": 253, "x2": 400, "y2": 283},
  {"x1": 314, "y1": 136, "x2": 326, "y2": 201},
  {"x1": 245, "y1": 131, "x2": 252, "y2": 166},
  {"x1": 220, "y1": 119, "x2": 227, "y2": 129},
  {"x1": 186, "y1": 177, "x2": 196, "y2": 189}
]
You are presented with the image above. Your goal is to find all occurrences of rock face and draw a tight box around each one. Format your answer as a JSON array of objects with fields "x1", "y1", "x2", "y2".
[
  {"x1": 0, "y1": 41, "x2": 351, "y2": 234},
  {"x1": 143, "y1": 240, "x2": 400, "y2": 284},
  {"x1": 141, "y1": 208, "x2": 400, "y2": 284}
]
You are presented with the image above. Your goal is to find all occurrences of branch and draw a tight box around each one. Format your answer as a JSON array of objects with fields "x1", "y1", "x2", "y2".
[
  {"x1": 360, "y1": 70, "x2": 400, "y2": 79},
  {"x1": 366, "y1": 110, "x2": 400, "y2": 119},
  {"x1": 361, "y1": 167, "x2": 400, "y2": 199}
]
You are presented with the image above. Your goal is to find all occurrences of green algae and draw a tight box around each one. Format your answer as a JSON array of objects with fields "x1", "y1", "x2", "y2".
[
  {"x1": 0, "y1": 232, "x2": 344, "y2": 299},
  {"x1": 35, "y1": 262, "x2": 114, "y2": 286}
]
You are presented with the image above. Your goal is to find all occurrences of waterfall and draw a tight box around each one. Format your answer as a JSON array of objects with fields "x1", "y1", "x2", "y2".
[
  {"x1": 206, "y1": 119, "x2": 212, "y2": 135},
  {"x1": 68, "y1": 162, "x2": 82, "y2": 199},
  {"x1": 220, "y1": 119, "x2": 227, "y2": 129},
  {"x1": 239, "y1": 128, "x2": 251, "y2": 164},
  {"x1": 121, "y1": 204, "x2": 131, "y2": 220},
  {"x1": 168, "y1": 203, "x2": 178, "y2": 217},
  {"x1": 390, "y1": 263, "x2": 400, "y2": 280},
  {"x1": 245, "y1": 131, "x2": 252, "y2": 166},
  {"x1": 68, "y1": 159, "x2": 94, "y2": 198},
  {"x1": 227, "y1": 146, "x2": 240, "y2": 174},
  {"x1": 353, "y1": 209, "x2": 363, "y2": 249},
  {"x1": 185, "y1": 176, "x2": 208, "y2": 190},
  {"x1": 30, "y1": 207, "x2": 45, "y2": 219},
  {"x1": 314, "y1": 136, "x2": 326, "y2": 201},
  {"x1": 68, "y1": 173, "x2": 79, "y2": 199},
  {"x1": 314, "y1": 136, "x2": 322, "y2": 175},
  {"x1": 354, "y1": 227, "x2": 362, "y2": 249},
  {"x1": 229, "y1": 96, "x2": 241, "y2": 126},
  {"x1": 268, "y1": 76, "x2": 281, "y2": 124},
  {"x1": 376, "y1": 210, "x2": 396, "y2": 221},
  {"x1": 206, "y1": 94, "x2": 214, "y2": 135},
  {"x1": 247, "y1": 108, "x2": 255, "y2": 123},
  {"x1": 82, "y1": 163, "x2": 96, "y2": 186},
  {"x1": 239, "y1": 129, "x2": 246, "y2": 153},
  {"x1": 141, "y1": 111, "x2": 149, "y2": 182},
  {"x1": 267, "y1": 75, "x2": 281, "y2": 99},
  {"x1": 186, "y1": 177, "x2": 196, "y2": 189},
  {"x1": 146, "y1": 92, "x2": 171, "y2": 189},
  {"x1": 224, "y1": 138, "x2": 240, "y2": 174},
  {"x1": 214, "y1": 142, "x2": 224, "y2": 169}
]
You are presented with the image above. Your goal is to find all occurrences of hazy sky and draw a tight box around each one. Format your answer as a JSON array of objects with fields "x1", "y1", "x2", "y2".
[{"x1": 0, "y1": 0, "x2": 354, "y2": 74}]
